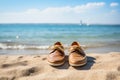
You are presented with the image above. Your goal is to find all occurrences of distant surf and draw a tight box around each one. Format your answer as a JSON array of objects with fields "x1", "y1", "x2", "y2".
[
  {"x1": 0, "y1": 42, "x2": 49, "y2": 50},
  {"x1": 0, "y1": 42, "x2": 87, "y2": 50}
]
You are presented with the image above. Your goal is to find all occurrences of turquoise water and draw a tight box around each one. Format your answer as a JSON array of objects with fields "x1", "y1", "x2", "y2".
[{"x1": 0, "y1": 24, "x2": 120, "y2": 54}]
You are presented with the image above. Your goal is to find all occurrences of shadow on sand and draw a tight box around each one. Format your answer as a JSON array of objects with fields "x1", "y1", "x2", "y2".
[
  {"x1": 52, "y1": 56, "x2": 96, "y2": 70},
  {"x1": 52, "y1": 56, "x2": 70, "y2": 69},
  {"x1": 73, "y1": 56, "x2": 96, "y2": 70}
]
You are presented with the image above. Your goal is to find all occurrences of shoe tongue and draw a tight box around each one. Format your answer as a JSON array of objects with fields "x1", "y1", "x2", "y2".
[
  {"x1": 50, "y1": 45, "x2": 64, "y2": 55},
  {"x1": 70, "y1": 46, "x2": 85, "y2": 56},
  {"x1": 71, "y1": 42, "x2": 79, "y2": 46},
  {"x1": 70, "y1": 46, "x2": 78, "y2": 53},
  {"x1": 54, "y1": 42, "x2": 62, "y2": 45}
]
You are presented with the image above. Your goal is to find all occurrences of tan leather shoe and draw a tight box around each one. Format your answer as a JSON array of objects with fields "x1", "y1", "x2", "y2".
[
  {"x1": 69, "y1": 41, "x2": 87, "y2": 66},
  {"x1": 47, "y1": 42, "x2": 65, "y2": 66}
]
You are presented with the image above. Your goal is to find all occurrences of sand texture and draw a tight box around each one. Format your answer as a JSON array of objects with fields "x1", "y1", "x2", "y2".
[{"x1": 0, "y1": 52, "x2": 120, "y2": 80}]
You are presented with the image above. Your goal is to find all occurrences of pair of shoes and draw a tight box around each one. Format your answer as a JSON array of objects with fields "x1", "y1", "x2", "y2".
[{"x1": 47, "y1": 41, "x2": 87, "y2": 66}]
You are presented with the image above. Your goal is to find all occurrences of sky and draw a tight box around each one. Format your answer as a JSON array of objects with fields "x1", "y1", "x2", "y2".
[{"x1": 0, "y1": 0, "x2": 120, "y2": 24}]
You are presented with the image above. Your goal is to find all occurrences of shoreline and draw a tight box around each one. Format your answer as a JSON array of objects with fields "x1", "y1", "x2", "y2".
[
  {"x1": 1, "y1": 47, "x2": 120, "y2": 55},
  {"x1": 0, "y1": 52, "x2": 120, "y2": 80}
]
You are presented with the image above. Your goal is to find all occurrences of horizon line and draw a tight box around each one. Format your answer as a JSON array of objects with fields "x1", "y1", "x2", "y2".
[{"x1": 0, "y1": 23, "x2": 120, "y2": 25}]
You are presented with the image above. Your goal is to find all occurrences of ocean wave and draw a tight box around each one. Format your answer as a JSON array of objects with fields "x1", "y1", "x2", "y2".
[
  {"x1": 0, "y1": 43, "x2": 50, "y2": 50},
  {"x1": 1, "y1": 42, "x2": 118, "y2": 50},
  {"x1": 0, "y1": 42, "x2": 87, "y2": 50}
]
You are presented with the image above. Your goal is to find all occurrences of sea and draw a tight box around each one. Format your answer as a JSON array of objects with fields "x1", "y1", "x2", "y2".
[{"x1": 0, "y1": 24, "x2": 120, "y2": 54}]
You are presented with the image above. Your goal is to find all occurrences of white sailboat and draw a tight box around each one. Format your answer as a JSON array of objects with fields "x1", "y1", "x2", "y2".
[{"x1": 79, "y1": 20, "x2": 90, "y2": 26}]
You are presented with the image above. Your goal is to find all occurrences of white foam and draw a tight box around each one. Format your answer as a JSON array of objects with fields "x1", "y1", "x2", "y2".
[
  {"x1": 0, "y1": 43, "x2": 87, "y2": 50},
  {"x1": 37, "y1": 46, "x2": 49, "y2": 49},
  {"x1": 16, "y1": 36, "x2": 19, "y2": 39},
  {"x1": 0, "y1": 43, "x2": 7, "y2": 49},
  {"x1": 0, "y1": 43, "x2": 50, "y2": 50},
  {"x1": 7, "y1": 40, "x2": 11, "y2": 42}
]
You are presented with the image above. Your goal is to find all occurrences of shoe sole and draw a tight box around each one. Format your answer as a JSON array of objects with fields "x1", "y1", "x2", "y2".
[
  {"x1": 69, "y1": 58, "x2": 87, "y2": 67},
  {"x1": 47, "y1": 60, "x2": 65, "y2": 66}
]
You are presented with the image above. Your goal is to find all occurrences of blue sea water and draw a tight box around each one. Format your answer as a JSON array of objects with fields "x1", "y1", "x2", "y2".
[{"x1": 0, "y1": 24, "x2": 120, "y2": 54}]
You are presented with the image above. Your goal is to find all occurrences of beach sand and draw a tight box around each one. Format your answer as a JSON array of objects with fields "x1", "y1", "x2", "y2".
[{"x1": 0, "y1": 52, "x2": 120, "y2": 80}]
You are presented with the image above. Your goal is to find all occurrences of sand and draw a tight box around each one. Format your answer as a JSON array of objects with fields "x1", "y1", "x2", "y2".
[{"x1": 0, "y1": 52, "x2": 120, "y2": 80}]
